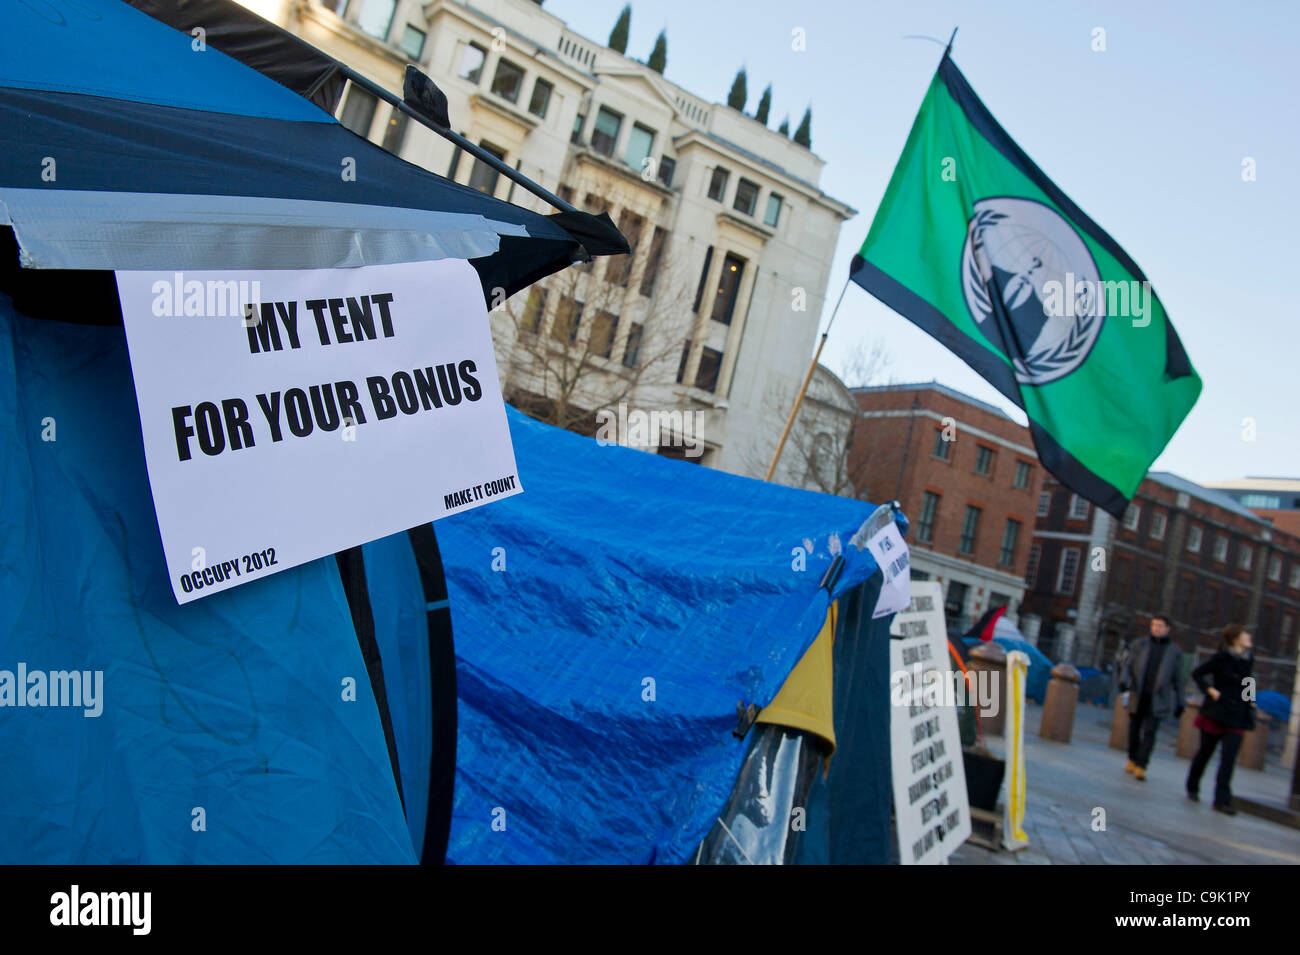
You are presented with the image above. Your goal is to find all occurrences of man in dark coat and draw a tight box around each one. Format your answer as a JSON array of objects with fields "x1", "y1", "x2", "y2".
[{"x1": 1119, "y1": 614, "x2": 1185, "y2": 780}]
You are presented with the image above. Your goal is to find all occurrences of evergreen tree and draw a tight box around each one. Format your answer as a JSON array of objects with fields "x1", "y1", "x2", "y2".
[
  {"x1": 726, "y1": 67, "x2": 748, "y2": 111},
  {"x1": 755, "y1": 84, "x2": 772, "y2": 125},
  {"x1": 777, "y1": 115, "x2": 790, "y2": 137},
  {"x1": 794, "y1": 107, "x2": 812, "y2": 147},
  {"x1": 608, "y1": 4, "x2": 631, "y2": 54},
  {"x1": 647, "y1": 29, "x2": 667, "y2": 74}
]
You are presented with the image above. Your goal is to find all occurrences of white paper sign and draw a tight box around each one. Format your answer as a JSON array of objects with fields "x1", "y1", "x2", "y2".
[
  {"x1": 866, "y1": 521, "x2": 911, "y2": 619},
  {"x1": 888, "y1": 581, "x2": 971, "y2": 864},
  {"x1": 116, "y1": 259, "x2": 521, "y2": 603}
]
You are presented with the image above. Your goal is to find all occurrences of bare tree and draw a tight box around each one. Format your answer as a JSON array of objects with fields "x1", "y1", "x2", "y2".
[
  {"x1": 745, "y1": 335, "x2": 891, "y2": 497},
  {"x1": 493, "y1": 181, "x2": 699, "y2": 436}
]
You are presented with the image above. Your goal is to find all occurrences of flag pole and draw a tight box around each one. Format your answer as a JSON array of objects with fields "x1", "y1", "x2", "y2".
[{"x1": 763, "y1": 275, "x2": 852, "y2": 482}]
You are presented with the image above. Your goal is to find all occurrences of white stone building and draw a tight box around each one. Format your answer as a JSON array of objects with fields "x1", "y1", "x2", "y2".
[{"x1": 239, "y1": 0, "x2": 859, "y2": 491}]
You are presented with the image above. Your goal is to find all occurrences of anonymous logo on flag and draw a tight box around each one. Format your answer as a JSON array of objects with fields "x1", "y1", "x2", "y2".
[{"x1": 961, "y1": 197, "x2": 1104, "y2": 385}]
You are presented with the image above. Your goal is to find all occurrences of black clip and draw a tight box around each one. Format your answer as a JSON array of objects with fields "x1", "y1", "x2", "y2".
[
  {"x1": 733, "y1": 701, "x2": 760, "y2": 739},
  {"x1": 818, "y1": 554, "x2": 845, "y2": 593}
]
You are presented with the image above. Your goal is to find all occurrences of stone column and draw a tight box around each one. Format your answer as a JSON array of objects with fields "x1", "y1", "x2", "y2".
[
  {"x1": 1055, "y1": 623, "x2": 1077, "y2": 664},
  {"x1": 1019, "y1": 613, "x2": 1041, "y2": 646}
]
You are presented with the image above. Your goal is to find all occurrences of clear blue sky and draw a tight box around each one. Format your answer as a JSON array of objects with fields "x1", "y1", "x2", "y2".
[{"x1": 545, "y1": 0, "x2": 1299, "y2": 484}]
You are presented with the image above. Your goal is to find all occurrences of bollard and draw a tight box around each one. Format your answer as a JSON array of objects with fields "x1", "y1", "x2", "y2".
[
  {"x1": 1175, "y1": 697, "x2": 1201, "y2": 759},
  {"x1": 1238, "y1": 711, "x2": 1270, "y2": 771},
  {"x1": 967, "y1": 640, "x2": 1008, "y2": 737},
  {"x1": 1040, "y1": 663, "x2": 1081, "y2": 743},
  {"x1": 1108, "y1": 694, "x2": 1130, "y2": 750}
]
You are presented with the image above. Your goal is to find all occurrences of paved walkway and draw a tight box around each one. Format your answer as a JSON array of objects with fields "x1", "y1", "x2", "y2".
[{"x1": 949, "y1": 701, "x2": 1300, "y2": 865}]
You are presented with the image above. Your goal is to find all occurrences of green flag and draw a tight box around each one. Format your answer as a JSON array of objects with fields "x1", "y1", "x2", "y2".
[{"x1": 851, "y1": 54, "x2": 1200, "y2": 518}]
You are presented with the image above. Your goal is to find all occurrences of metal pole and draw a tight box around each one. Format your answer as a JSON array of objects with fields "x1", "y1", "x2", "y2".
[
  {"x1": 763, "y1": 276, "x2": 851, "y2": 482},
  {"x1": 337, "y1": 66, "x2": 579, "y2": 215}
]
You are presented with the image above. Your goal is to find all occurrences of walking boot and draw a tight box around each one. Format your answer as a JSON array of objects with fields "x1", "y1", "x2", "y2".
[
  {"x1": 1133, "y1": 767, "x2": 1146, "y2": 781},
  {"x1": 1124, "y1": 760, "x2": 1136, "y2": 774}
]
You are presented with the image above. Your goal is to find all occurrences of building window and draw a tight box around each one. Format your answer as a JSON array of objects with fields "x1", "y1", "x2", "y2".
[
  {"x1": 958, "y1": 506, "x2": 981, "y2": 555},
  {"x1": 1123, "y1": 503, "x2": 1140, "y2": 531},
  {"x1": 1013, "y1": 461, "x2": 1032, "y2": 489},
  {"x1": 490, "y1": 58, "x2": 525, "y2": 103},
  {"x1": 458, "y1": 42, "x2": 487, "y2": 83},
  {"x1": 1025, "y1": 544, "x2": 1041, "y2": 587},
  {"x1": 707, "y1": 166, "x2": 730, "y2": 201},
  {"x1": 528, "y1": 78, "x2": 553, "y2": 118},
  {"x1": 1140, "y1": 564, "x2": 1159, "y2": 609},
  {"x1": 1243, "y1": 493, "x2": 1282, "y2": 508},
  {"x1": 1037, "y1": 491, "x2": 1050, "y2": 517},
  {"x1": 399, "y1": 24, "x2": 426, "y2": 60},
  {"x1": 591, "y1": 106, "x2": 622, "y2": 157},
  {"x1": 764, "y1": 193, "x2": 783, "y2": 227},
  {"x1": 520, "y1": 287, "x2": 546, "y2": 334},
  {"x1": 944, "y1": 581, "x2": 969, "y2": 623},
  {"x1": 339, "y1": 85, "x2": 378, "y2": 137},
  {"x1": 974, "y1": 445, "x2": 994, "y2": 476},
  {"x1": 1068, "y1": 494, "x2": 1090, "y2": 521},
  {"x1": 1057, "y1": 548, "x2": 1080, "y2": 595},
  {"x1": 692, "y1": 246, "x2": 713, "y2": 313},
  {"x1": 1213, "y1": 534, "x2": 1228, "y2": 563},
  {"x1": 1186, "y1": 525, "x2": 1202, "y2": 553},
  {"x1": 356, "y1": 0, "x2": 396, "y2": 40},
  {"x1": 1239, "y1": 544, "x2": 1253, "y2": 571},
  {"x1": 570, "y1": 112, "x2": 585, "y2": 144},
  {"x1": 1151, "y1": 510, "x2": 1167, "y2": 540},
  {"x1": 467, "y1": 141, "x2": 506, "y2": 194},
  {"x1": 733, "y1": 178, "x2": 759, "y2": 216},
  {"x1": 695, "y1": 347, "x2": 723, "y2": 392},
  {"x1": 1290, "y1": 564, "x2": 1300, "y2": 589},
  {"x1": 1204, "y1": 586, "x2": 1221, "y2": 627},
  {"x1": 624, "y1": 123, "x2": 655, "y2": 171},
  {"x1": 590, "y1": 310, "x2": 618, "y2": 359},
  {"x1": 917, "y1": 491, "x2": 939, "y2": 543},
  {"x1": 657, "y1": 156, "x2": 677, "y2": 188},
  {"x1": 933, "y1": 430, "x2": 951, "y2": 461},
  {"x1": 552, "y1": 295, "x2": 583, "y2": 343},
  {"x1": 381, "y1": 109, "x2": 408, "y2": 153},
  {"x1": 639, "y1": 227, "x2": 668, "y2": 298},
  {"x1": 999, "y1": 519, "x2": 1020, "y2": 567},
  {"x1": 622, "y1": 323, "x2": 644, "y2": 368},
  {"x1": 676, "y1": 343, "x2": 696, "y2": 382},
  {"x1": 710, "y1": 254, "x2": 745, "y2": 325},
  {"x1": 1268, "y1": 554, "x2": 1282, "y2": 582}
]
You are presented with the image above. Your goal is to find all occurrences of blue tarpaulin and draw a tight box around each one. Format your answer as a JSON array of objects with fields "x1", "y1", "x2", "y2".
[
  {"x1": 1, "y1": 297, "x2": 891, "y2": 863},
  {"x1": 435, "y1": 412, "x2": 888, "y2": 864}
]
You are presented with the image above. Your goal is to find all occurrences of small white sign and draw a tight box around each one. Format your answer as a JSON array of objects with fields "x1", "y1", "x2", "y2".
[
  {"x1": 888, "y1": 581, "x2": 971, "y2": 865},
  {"x1": 116, "y1": 259, "x2": 521, "y2": 604},
  {"x1": 866, "y1": 521, "x2": 911, "y2": 619}
]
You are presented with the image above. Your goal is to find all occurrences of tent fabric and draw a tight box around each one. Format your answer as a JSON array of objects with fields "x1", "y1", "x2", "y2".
[
  {"x1": 433, "y1": 412, "x2": 892, "y2": 864},
  {"x1": 3, "y1": 0, "x2": 328, "y2": 121},
  {"x1": 793, "y1": 575, "x2": 895, "y2": 864},
  {"x1": 964, "y1": 629, "x2": 1054, "y2": 703},
  {"x1": 0, "y1": 296, "x2": 415, "y2": 863},
  {"x1": 0, "y1": 0, "x2": 627, "y2": 300},
  {"x1": 756, "y1": 603, "x2": 838, "y2": 754}
]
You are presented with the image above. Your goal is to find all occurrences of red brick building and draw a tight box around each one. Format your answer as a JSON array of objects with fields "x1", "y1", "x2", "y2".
[
  {"x1": 850, "y1": 382, "x2": 1045, "y2": 633},
  {"x1": 1023, "y1": 471, "x2": 1300, "y2": 695}
]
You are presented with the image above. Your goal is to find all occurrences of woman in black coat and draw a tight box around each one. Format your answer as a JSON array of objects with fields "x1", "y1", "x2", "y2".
[{"x1": 1185, "y1": 624, "x2": 1256, "y2": 813}]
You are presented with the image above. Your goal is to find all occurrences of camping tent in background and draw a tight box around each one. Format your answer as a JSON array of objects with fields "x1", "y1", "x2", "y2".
[
  {"x1": 1, "y1": 0, "x2": 902, "y2": 864},
  {"x1": 1256, "y1": 690, "x2": 1290, "y2": 726},
  {"x1": 965, "y1": 617, "x2": 1054, "y2": 704}
]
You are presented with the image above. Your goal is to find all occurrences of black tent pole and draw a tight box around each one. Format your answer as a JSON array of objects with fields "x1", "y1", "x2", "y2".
[{"x1": 333, "y1": 65, "x2": 579, "y2": 215}]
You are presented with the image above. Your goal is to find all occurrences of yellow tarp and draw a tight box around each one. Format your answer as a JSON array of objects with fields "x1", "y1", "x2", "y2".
[{"x1": 755, "y1": 601, "x2": 837, "y2": 755}]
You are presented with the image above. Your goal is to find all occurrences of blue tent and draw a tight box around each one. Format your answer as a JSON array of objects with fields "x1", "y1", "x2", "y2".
[
  {"x1": 1, "y1": 0, "x2": 898, "y2": 864},
  {"x1": 964, "y1": 632, "x2": 1054, "y2": 703}
]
